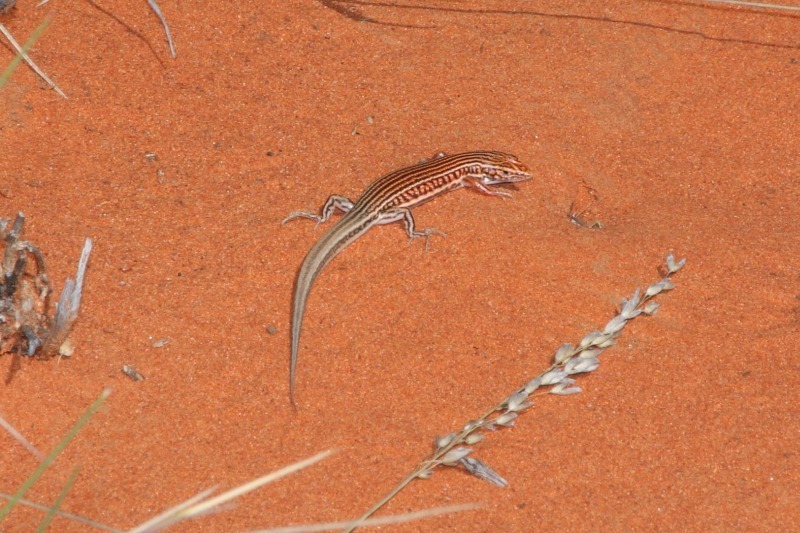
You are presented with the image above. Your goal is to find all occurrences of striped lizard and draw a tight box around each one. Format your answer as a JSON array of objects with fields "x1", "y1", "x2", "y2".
[{"x1": 282, "y1": 151, "x2": 531, "y2": 405}]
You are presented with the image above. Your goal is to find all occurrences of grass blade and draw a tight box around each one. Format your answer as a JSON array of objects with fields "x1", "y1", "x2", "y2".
[
  {"x1": 35, "y1": 465, "x2": 80, "y2": 533},
  {"x1": 129, "y1": 449, "x2": 334, "y2": 533},
  {"x1": 0, "y1": 387, "x2": 111, "y2": 520},
  {"x1": 0, "y1": 493, "x2": 120, "y2": 532},
  {"x1": 0, "y1": 15, "x2": 66, "y2": 97},
  {"x1": 0, "y1": 16, "x2": 50, "y2": 89}
]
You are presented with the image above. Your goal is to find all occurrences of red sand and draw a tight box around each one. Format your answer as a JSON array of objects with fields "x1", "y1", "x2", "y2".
[{"x1": 1, "y1": 1, "x2": 798, "y2": 531}]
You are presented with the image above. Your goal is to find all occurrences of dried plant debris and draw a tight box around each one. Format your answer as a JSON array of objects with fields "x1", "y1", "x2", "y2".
[
  {"x1": 122, "y1": 364, "x2": 145, "y2": 381},
  {"x1": 346, "y1": 252, "x2": 686, "y2": 532},
  {"x1": 701, "y1": 0, "x2": 800, "y2": 12},
  {"x1": 151, "y1": 338, "x2": 168, "y2": 348},
  {"x1": 0, "y1": 0, "x2": 16, "y2": 15},
  {"x1": 0, "y1": 213, "x2": 92, "y2": 359},
  {"x1": 147, "y1": 0, "x2": 176, "y2": 58},
  {"x1": 0, "y1": 18, "x2": 67, "y2": 98}
]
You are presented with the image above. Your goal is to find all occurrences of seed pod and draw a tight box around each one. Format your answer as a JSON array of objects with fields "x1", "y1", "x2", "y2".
[
  {"x1": 495, "y1": 412, "x2": 518, "y2": 426},
  {"x1": 441, "y1": 446, "x2": 472, "y2": 466},
  {"x1": 506, "y1": 391, "x2": 529, "y2": 411},
  {"x1": 465, "y1": 433, "x2": 485, "y2": 445},
  {"x1": 540, "y1": 369, "x2": 568, "y2": 385},
  {"x1": 554, "y1": 343, "x2": 574, "y2": 363}
]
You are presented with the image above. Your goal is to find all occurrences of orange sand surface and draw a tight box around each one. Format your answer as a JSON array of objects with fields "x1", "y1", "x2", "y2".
[{"x1": 1, "y1": 1, "x2": 798, "y2": 531}]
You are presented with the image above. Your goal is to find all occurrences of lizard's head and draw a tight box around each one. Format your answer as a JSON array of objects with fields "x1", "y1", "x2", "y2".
[{"x1": 479, "y1": 152, "x2": 532, "y2": 185}]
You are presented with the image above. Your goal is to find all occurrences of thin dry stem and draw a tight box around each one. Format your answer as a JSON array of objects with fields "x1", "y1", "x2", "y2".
[
  {"x1": 0, "y1": 21, "x2": 66, "y2": 98},
  {"x1": 0, "y1": 414, "x2": 44, "y2": 460},
  {"x1": 347, "y1": 253, "x2": 686, "y2": 531},
  {"x1": 698, "y1": 0, "x2": 800, "y2": 12},
  {"x1": 256, "y1": 504, "x2": 479, "y2": 533},
  {"x1": 128, "y1": 450, "x2": 335, "y2": 533},
  {"x1": 147, "y1": 0, "x2": 176, "y2": 58},
  {"x1": 0, "y1": 493, "x2": 120, "y2": 531}
]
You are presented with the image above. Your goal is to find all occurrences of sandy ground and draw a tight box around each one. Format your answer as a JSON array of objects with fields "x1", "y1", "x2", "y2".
[{"x1": 1, "y1": 1, "x2": 799, "y2": 531}]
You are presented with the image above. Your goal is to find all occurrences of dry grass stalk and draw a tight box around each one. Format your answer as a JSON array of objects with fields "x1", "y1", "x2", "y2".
[
  {"x1": 0, "y1": 491, "x2": 119, "y2": 531},
  {"x1": 128, "y1": 450, "x2": 336, "y2": 532},
  {"x1": 0, "y1": 413, "x2": 44, "y2": 459},
  {"x1": 698, "y1": 0, "x2": 800, "y2": 12},
  {"x1": 0, "y1": 448, "x2": 475, "y2": 532},
  {"x1": 0, "y1": 388, "x2": 111, "y2": 522},
  {"x1": 147, "y1": 0, "x2": 176, "y2": 58},
  {"x1": 345, "y1": 252, "x2": 686, "y2": 532},
  {"x1": 0, "y1": 18, "x2": 66, "y2": 98},
  {"x1": 255, "y1": 503, "x2": 479, "y2": 532}
]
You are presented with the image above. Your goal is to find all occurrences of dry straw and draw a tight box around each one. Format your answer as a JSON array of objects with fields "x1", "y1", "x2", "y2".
[
  {"x1": 2, "y1": 442, "x2": 475, "y2": 531},
  {"x1": 147, "y1": 0, "x2": 176, "y2": 58},
  {"x1": 345, "y1": 252, "x2": 686, "y2": 531},
  {"x1": 0, "y1": 15, "x2": 66, "y2": 98},
  {"x1": 699, "y1": 0, "x2": 800, "y2": 12}
]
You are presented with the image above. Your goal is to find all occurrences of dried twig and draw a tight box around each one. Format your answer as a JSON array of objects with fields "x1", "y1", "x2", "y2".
[
  {"x1": 0, "y1": 414, "x2": 44, "y2": 460},
  {"x1": 1, "y1": 446, "x2": 475, "y2": 531},
  {"x1": 346, "y1": 252, "x2": 687, "y2": 532},
  {"x1": 147, "y1": 0, "x2": 176, "y2": 58},
  {"x1": 256, "y1": 503, "x2": 480, "y2": 532},
  {"x1": 0, "y1": 492, "x2": 119, "y2": 531},
  {"x1": 698, "y1": 0, "x2": 800, "y2": 12},
  {"x1": 0, "y1": 18, "x2": 66, "y2": 98},
  {"x1": 128, "y1": 450, "x2": 335, "y2": 532}
]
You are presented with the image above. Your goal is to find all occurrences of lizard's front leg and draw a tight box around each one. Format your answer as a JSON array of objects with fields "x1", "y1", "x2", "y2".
[{"x1": 463, "y1": 177, "x2": 514, "y2": 198}]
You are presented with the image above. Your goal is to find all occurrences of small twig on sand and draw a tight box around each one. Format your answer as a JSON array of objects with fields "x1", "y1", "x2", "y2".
[
  {"x1": 0, "y1": 414, "x2": 44, "y2": 460},
  {"x1": 147, "y1": 0, "x2": 176, "y2": 58},
  {"x1": 698, "y1": 0, "x2": 800, "y2": 12}
]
